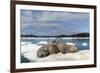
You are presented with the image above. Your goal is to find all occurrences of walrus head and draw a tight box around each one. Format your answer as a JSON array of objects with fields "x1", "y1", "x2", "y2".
[{"x1": 37, "y1": 46, "x2": 50, "y2": 58}]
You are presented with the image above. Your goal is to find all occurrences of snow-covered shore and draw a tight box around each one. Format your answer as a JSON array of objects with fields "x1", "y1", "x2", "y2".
[{"x1": 21, "y1": 42, "x2": 90, "y2": 62}]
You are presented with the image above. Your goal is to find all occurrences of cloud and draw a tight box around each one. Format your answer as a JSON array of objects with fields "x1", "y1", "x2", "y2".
[
  {"x1": 21, "y1": 9, "x2": 89, "y2": 35},
  {"x1": 37, "y1": 11, "x2": 89, "y2": 22},
  {"x1": 21, "y1": 10, "x2": 89, "y2": 26},
  {"x1": 22, "y1": 23, "x2": 81, "y2": 36}
]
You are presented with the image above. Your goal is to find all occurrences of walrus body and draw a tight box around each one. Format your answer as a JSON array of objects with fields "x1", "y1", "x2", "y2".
[
  {"x1": 37, "y1": 42, "x2": 60, "y2": 58},
  {"x1": 56, "y1": 39, "x2": 67, "y2": 54},
  {"x1": 48, "y1": 41, "x2": 60, "y2": 54},
  {"x1": 37, "y1": 39, "x2": 79, "y2": 58},
  {"x1": 66, "y1": 44, "x2": 79, "y2": 53},
  {"x1": 37, "y1": 45, "x2": 50, "y2": 58}
]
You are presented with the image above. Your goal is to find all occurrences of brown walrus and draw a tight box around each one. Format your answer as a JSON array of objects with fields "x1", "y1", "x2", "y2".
[
  {"x1": 48, "y1": 40, "x2": 60, "y2": 54},
  {"x1": 37, "y1": 45, "x2": 50, "y2": 58},
  {"x1": 37, "y1": 39, "x2": 79, "y2": 58},
  {"x1": 65, "y1": 44, "x2": 79, "y2": 53},
  {"x1": 37, "y1": 41, "x2": 60, "y2": 58},
  {"x1": 56, "y1": 39, "x2": 79, "y2": 53},
  {"x1": 56, "y1": 39, "x2": 67, "y2": 54}
]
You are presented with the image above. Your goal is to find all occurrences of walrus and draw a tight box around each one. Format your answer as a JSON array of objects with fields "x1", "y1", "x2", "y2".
[
  {"x1": 56, "y1": 39, "x2": 67, "y2": 54},
  {"x1": 37, "y1": 45, "x2": 50, "y2": 58},
  {"x1": 37, "y1": 41, "x2": 60, "y2": 58},
  {"x1": 65, "y1": 44, "x2": 79, "y2": 53},
  {"x1": 48, "y1": 40, "x2": 60, "y2": 54},
  {"x1": 56, "y1": 39, "x2": 79, "y2": 53},
  {"x1": 37, "y1": 39, "x2": 79, "y2": 58}
]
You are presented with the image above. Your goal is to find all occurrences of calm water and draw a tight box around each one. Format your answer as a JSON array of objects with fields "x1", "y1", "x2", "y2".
[{"x1": 21, "y1": 37, "x2": 89, "y2": 50}]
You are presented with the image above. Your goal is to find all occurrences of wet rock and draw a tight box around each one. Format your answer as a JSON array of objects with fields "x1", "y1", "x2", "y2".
[{"x1": 21, "y1": 55, "x2": 30, "y2": 63}]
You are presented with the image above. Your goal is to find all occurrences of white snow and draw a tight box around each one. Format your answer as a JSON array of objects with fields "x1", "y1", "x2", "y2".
[
  {"x1": 21, "y1": 42, "x2": 31, "y2": 45},
  {"x1": 21, "y1": 42, "x2": 90, "y2": 62},
  {"x1": 37, "y1": 41, "x2": 47, "y2": 45},
  {"x1": 66, "y1": 42, "x2": 75, "y2": 45},
  {"x1": 82, "y1": 43, "x2": 88, "y2": 46}
]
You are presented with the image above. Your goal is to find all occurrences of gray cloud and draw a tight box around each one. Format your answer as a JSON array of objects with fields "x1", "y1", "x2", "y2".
[{"x1": 21, "y1": 9, "x2": 89, "y2": 36}]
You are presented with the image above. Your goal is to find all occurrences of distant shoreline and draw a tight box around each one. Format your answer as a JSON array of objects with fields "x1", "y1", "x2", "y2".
[
  {"x1": 21, "y1": 37, "x2": 89, "y2": 39},
  {"x1": 21, "y1": 32, "x2": 89, "y2": 37}
]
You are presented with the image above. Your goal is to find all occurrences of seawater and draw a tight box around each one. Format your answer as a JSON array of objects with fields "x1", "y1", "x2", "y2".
[{"x1": 21, "y1": 37, "x2": 89, "y2": 50}]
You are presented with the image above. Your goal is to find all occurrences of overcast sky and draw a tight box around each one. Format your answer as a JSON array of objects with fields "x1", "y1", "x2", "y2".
[{"x1": 21, "y1": 9, "x2": 89, "y2": 36}]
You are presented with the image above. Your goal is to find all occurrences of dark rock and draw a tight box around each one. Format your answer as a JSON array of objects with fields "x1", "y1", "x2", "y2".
[{"x1": 21, "y1": 55, "x2": 30, "y2": 63}]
